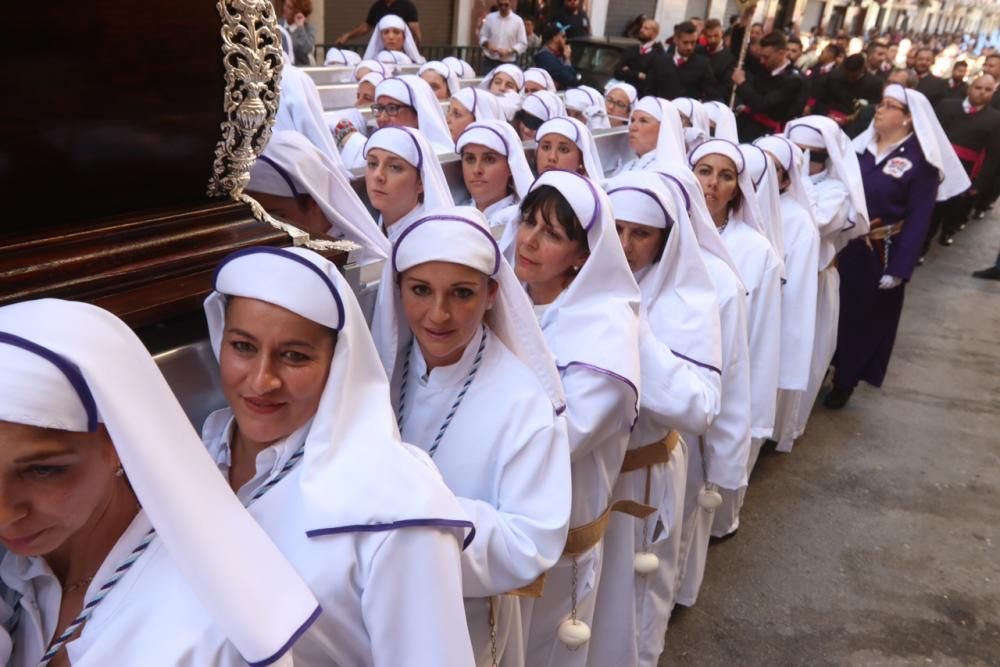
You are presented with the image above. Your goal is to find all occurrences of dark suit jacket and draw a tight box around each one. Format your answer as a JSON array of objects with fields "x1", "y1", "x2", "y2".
[
  {"x1": 813, "y1": 68, "x2": 883, "y2": 116},
  {"x1": 653, "y1": 47, "x2": 717, "y2": 101},
  {"x1": 735, "y1": 63, "x2": 807, "y2": 142},
  {"x1": 944, "y1": 80, "x2": 968, "y2": 100},
  {"x1": 936, "y1": 97, "x2": 1000, "y2": 191},
  {"x1": 916, "y1": 73, "x2": 949, "y2": 109},
  {"x1": 613, "y1": 43, "x2": 663, "y2": 98},
  {"x1": 703, "y1": 45, "x2": 736, "y2": 101}
]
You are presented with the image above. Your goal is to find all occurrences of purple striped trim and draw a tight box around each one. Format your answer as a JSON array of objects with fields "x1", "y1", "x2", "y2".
[
  {"x1": 213, "y1": 247, "x2": 346, "y2": 331},
  {"x1": 607, "y1": 186, "x2": 674, "y2": 229},
  {"x1": 0, "y1": 332, "x2": 99, "y2": 432},
  {"x1": 392, "y1": 214, "x2": 501, "y2": 276},
  {"x1": 557, "y1": 361, "x2": 639, "y2": 430},
  {"x1": 364, "y1": 127, "x2": 424, "y2": 171},
  {"x1": 744, "y1": 144, "x2": 768, "y2": 188},
  {"x1": 555, "y1": 403, "x2": 567, "y2": 416},
  {"x1": 257, "y1": 155, "x2": 300, "y2": 198},
  {"x1": 654, "y1": 172, "x2": 692, "y2": 212},
  {"x1": 528, "y1": 170, "x2": 600, "y2": 231},
  {"x1": 690, "y1": 138, "x2": 745, "y2": 173},
  {"x1": 246, "y1": 604, "x2": 323, "y2": 667},
  {"x1": 671, "y1": 349, "x2": 722, "y2": 376},
  {"x1": 538, "y1": 117, "x2": 581, "y2": 146},
  {"x1": 306, "y1": 518, "x2": 477, "y2": 550},
  {"x1": 457, "y1": 124, "x2": 510, "y2": 157},
  {"x1": 785, "y1": 123, "x2": 826, "y2": 150},
  {"x1": 753, "y1": 136, "x2": 795, "y2": 172}
]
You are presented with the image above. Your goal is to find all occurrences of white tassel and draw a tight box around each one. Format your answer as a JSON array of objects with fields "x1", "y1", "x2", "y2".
[
  {"x1": 557, "y1": 618, "x2": 591, "y2": 650},
  {"x1": 698, "y1": 486, "x2": 723, "y2": 510},
  {"x1": 633, "y1": 552, "x2": 660, "y2": 575}
]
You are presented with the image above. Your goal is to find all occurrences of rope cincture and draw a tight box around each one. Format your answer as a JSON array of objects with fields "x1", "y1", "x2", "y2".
[
  {"x1": 37, "y1": 442, "x2": 307, "y2": 666},
  {"x1": 397, "y1": 324, "x2": 489, "y2": 457}
]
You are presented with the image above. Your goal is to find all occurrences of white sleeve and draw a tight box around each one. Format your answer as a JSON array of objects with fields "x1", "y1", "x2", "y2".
[
  {"x1": 636, "y1": 315, "x2": 721, "y2": 436},
  {"x1": 479, "y1": 15, "x2": 491, "y2": 46},
  {"x1": 364, "y1": 528, "x2": 475, "y2": 666},
  {"x1": 779, "y1": 222, "x2": 820, "y2": 391},
  {"x1": 746, "y1": 249, "x2": 784, "y2": 439},
  {"x1": 812, "y1": 182, "x2": 851, "y2": 240},
  {"x1": 561, "y1": 364, "x2": 636, "y2": 463},
  {"x1": 514, "y1": 18, "x2": 528, "y2": 54},
  {"x1": 457, "y1": 417, "x2": 571, "y2": 597}
]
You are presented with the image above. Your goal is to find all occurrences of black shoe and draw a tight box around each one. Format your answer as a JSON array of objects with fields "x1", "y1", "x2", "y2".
[
  {"x1": 823, "y1": 386, "x2": 854, "y2": 410},
  {"x1": 939, "y1": 235, "x2": 954, "y2": 246},
  {"x1": 972, "y1": 266, "x2": 1000, "y2": 281}
]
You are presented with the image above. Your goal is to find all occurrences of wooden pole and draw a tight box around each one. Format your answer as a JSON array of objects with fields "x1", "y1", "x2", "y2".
[{"x1": 730, "y1": 3, "x2": 758, "y2": 109}]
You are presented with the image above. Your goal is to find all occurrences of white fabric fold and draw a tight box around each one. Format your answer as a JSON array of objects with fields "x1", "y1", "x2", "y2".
[
  {"x1": 634, "y1": 96, "x2": 687, "y2": 161},
  {"x1": 740, "y1": 143, "x2": 787, "y2": 271},
  {"x1": 703, "y1": 101, "x2": 740, "y2": 143}
]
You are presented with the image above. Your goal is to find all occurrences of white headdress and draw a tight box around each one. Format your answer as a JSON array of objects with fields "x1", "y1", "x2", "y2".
[
  {"x1": 377, "y1": 49, "x2": 414, "y2": 65},
  {"x1": 604, "y1": 80, "x2": 638, "y2": 107},
  {"x1": 375, "y1": 75, "x2": 454, "y2": 151},
  {"x1": 674, "y1": 97, "x2": 712, "y2": 151},
  {"x1": 362, "y1": 125, "x2": 456, "y2": 219},
  {"x1": 521, "y1": 90, "x2": 567, "y2": 123},
  {"x1": 275, "y1": 64, "x2": 347, "y2": 178},
  {"x1": 754, "y1": 134, "x2": 817, "y2": 228},
  {"x1": 0, "y1": 299, "x2": 320, "y2": 665},
  {"x1": 451, "y1": 87, "x2": 504, "y2": 124},
  {"x1": 443, "y1": 56, "x2": 477, "y2": 80},
  {"x1": 480, "y1": 64, "x2": 526, "y2": 92},
  {"x1": 364, "y1": 14, "x2": 425, "y2": 63},
  {"x1": 249, "y1": 130, "x2": 390, "y2": 260},
  {"x1": 353, "y1": 59, "x2": 396, "y2": 81},
  {"x1": 851, "y1": 83, "x2": 970, "y2": 200},
  {"x1": 536, "y1": 116, "x2": 606, "y2": 182},
  {"x1": 324, "y1": 47, "x2": 362, "y2": 68},
  {"x1": 689, "y1": 139, "x2": 769, "y2": 241},
  {"x1": 524, "y1": 67, "x2": 557, "y2": 92},
  {"x1": 419, "y1": 60, "x2": 462, "y2": 96},
  {"x1": 739, "y1": 142, "x2": 787, "y2": 268},
  {"x1": 565, "y1": 86, "x2": 611, "y2": 130},
  {"x1": 633, "y1": 96, "x2": 687, "y2": 160},
  {"x1": 703, "y1": 100, "x2": 740, "y2": 143},
  {"x1": 456, "y1": 120, "x2": 535, "y2": 200}
]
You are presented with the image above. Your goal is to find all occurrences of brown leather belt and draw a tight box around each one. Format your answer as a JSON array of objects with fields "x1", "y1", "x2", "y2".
[
  {"x1": 621, "y1": 431, "x2": 681, "y2": 473},
  {"x1": 506, "y1": 574, "x2": 546, "y2": 598}
]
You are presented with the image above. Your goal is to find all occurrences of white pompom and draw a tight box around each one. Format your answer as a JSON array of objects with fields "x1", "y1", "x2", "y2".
[
  {"x1": 698, "y1": 487, "x2": 723, "y2": 509},
  {"x1": 634, "y1": 551, "x2": 660, "y2": 575},
  {"x1": 557, "y1": 618, "x2": 591, "y2": 650}
]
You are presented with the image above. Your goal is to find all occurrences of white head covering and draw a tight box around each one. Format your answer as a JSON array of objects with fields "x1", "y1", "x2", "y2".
[
  {"x1": 565, "y1": 86, "x2": 611, "y2": 130},
  {"x1": 377, "y1": 49, "x2": 414, "y2": 65},
  {"x1": 0, "y1": 299, "x2": 320, "y2": 665},
  {"x1": 604, "y1": 81, "x2": 638, "y2": 106},
  {"x1": 324, "y1": 47, "x2": 363, "y2": 67},
  {"x1": 480, "y1": 64, "x2": 526, "y2": 92},
  {"x1": 419, "y1": 60, "x2": 462, "y2": 96},
  {"x1": 524, "y1": 67, "x2": 557, "y2": 92},
  {"x1": 521, "y1": 90, "x2": 567, "y2": 123},
  {"x1": 674, "y1": 97, "x2": 712, "y2": 151},
  {"x1": 277, "y1": 25, "x2": 294, "y2": 61},
  {"x1": 689, "y1": 139, "x2": 768, "y2": 238},
  {"x1": 851, "y1": 83, "x2": 970, "y2": 200},
  {"x1": 739, "y1": 143, "x2": 787, "y2": 268},
  {"x1": 364, "y1": 14, "x2": 425, "y2": 63},
  {"x1": 443, "y1": 56, "x2": 477, "y2": 80},
  {"x1": 451, "y1": 87, "x2": 503, "y2": 124},
  {"x1": 521, "y1": 170, "x2": 641, "y2": 420},
  {"x1": 703, "y1": 100, "x2": 740, "y2": 143},
  {"x1": 363, "y1": 125, "x2": 456, "y2": 222},
  {"x1": 358, "y1": 71, "x2": 385, "y2": 94},
  {"x1": 605, "y1": 172, "x2": 723, "y2": 374},
  {"x1": 374, "y1": 75, "x2": 454, "y2": 150},
  {"x1": 249, "y1": 130, "x2": 390, "y2": 260},
  {"x1": 205, "y1": 247, "x2": 472, "y2": 540},
  {"x1": 786, "y1": 115, "x2": 871, "y2": 230},
  {"x1": 275, "y1": 64, "x2": 347, "y2": 177},
  {"x1": 353, "y1": 59, "x2": 396, "y2": 81},
  {"x1": 372, "y1": 207, "x2": 566, "y2": 412},
  {"x1": 456, "y1": 120, "x2": 535, "y2": 200},
  {"x1": 633, "y1": 96, "x2": 686, "y2": 160},
  {"x1": 536, "y1": 116, "x2": 606, "y2": 182},
  {"x1": 754, "y1": 134, "x2": 817, "y2": 227}
]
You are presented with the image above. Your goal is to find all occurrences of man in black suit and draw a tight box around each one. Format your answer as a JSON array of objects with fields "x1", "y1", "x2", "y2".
[
  {"x1": 812, "y1": 54, "x2": 883, "y2": 126},
  {"x1": 866, "y1": 41, "x2": 890, "y2": 81},
  {"x1": 613, "y1": 18, "x2": 662, "y2": 98},
  {"x1": 652, "y1": 20, "x2": 717, "y2": 101},
  {"x1": 733, "y1": 30, "x2": 807, "y2": 142},
  {"x1": 702, "y1": 17, "x2": 735, "y2": 101},
  {"x1": 945, "y1": 60, "x2": 968, "y2": 99},
  {"x1": 913, "y1": 47, "x2": 949, "y2": 108}
]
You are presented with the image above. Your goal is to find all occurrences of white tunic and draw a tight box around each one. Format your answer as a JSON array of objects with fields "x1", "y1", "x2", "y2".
[
  {"x1": 615, "y1": 151, "x2": 658, "y2": 175},
  {"x1": 397, "y1": 328, "x2": 572, "y2": 667},
  {"x1": 202, "y1": 414, "x2": 476, "y2": 666}
]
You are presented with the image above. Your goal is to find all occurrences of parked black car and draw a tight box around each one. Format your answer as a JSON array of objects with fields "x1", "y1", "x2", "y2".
[{"x1": 570, "y1": 36, "x2": 638, "y2": 90}]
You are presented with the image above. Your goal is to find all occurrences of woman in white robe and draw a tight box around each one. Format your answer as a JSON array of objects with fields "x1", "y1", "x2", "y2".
[
  {"x1": 456, "y1": 120, "x2": 535, "y2": 235},
  {"x1": 689, "y1": 140, "x2": 783, "y2": 539},
  {"x1": 419, "y1": 60, "x2": 462, "y2": 101},
  {"x1": 323, "y1": 46, "x2": 362, "y2": 68},
  {"x1": 741, "y1": 142, "x2": 787, "y2": 267},
  {"x1": 0, "y1": 299, "x2": 320, "y2": 667},
  {"x1": 587, "y1": 173, "x2": 723, "y2": 667},
  {"x1": 615, "y1": 97, "x2": 685, "y2": 174},
  {"x1": 374, "y1": 75, "x2": 454, "y2": 153},
  {"x1": 480, "y1": 64, "x2": 525, "y2": 121},
  {"x1": 533, "y1": 116, "x2": 605, "y2": 183},
  {"x1": 447, "y1": 87, "x2": 504, "y2": 143},
  {"x1": 604, "y1": 81, "x2": 637, "y2": 128},
  {"x1": 444, "y1": 56, "x2": 478, "y2": 80},
  {"x1": 673, "y1": 97, "x2": 712, "y2": 152},
  {"x1": 511, "y1": 170, "x2": 641, "y2": 667},
  {"x1": 363, "y1": 14, "x2": 425, "y2": 64},
  {"x1": 703, "y1": 101, "x2": 739, "y2": 143},
  {"x1": 565, "y1": 86, "x2": 611, "y2": 131},
  {"x1": 362, "y1": 125, "x2": 455, "y2": 241},
  {"x1": 524, "y1": 67, "x2": 557, "y2": 93},
  {"x1": 201, "y1": 246, "x2": 476, "y2": 665},
  {"x1": 785, "y1": 116, "x2": 871, "y2": 437},
  {"x1": 649, "y1": 162, "x2": 751, "y2": 608},
  {"x1": 754, "y1": 135, "x2": 821, "y2": 453},
  {"x1": 372, "y1": 208, "x2": 572, "y2": 667},
  {"x1": 513, "y1": 91, "x2": 567, "y2": 141},
  {"x1": 353, "y1": 59, "x2": 395, "y2": 81}
]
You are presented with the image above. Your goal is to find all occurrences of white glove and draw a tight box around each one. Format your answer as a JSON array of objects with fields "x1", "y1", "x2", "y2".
[{"x1": 879, "y1": 275, "x2": 902, "y2": 289}]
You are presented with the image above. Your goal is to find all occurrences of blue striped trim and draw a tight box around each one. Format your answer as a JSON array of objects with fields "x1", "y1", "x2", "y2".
[
  {"x1": 246, "y1": 605, "x2": 323, "y2": 667},
  {"x1": 307, "y1": 519, "x2": 477, "y2": 550}
]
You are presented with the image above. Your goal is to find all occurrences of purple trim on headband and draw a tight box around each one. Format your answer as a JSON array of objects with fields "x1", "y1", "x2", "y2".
[
  {"x1": 307, "y1": 518, "x2": 477, "y2": 550},
  {"x1": 745, "y1": 144, "x2": 768, "y2": 188},
  {"x1": 557, "y1": 361, "x2": 639, "y2": 430},
  {"x1": 468, "y1": 88, "x2": 478, "y2": 114},
  {"x1": 607, "y1": 186, "x2": 674, "y2": 229},
  {"x1": 539, "y1": 117, "x2": 580, "y2": 145},
  {"x1": 671, "y1": 349, "x2": 722, "y2": 376},
  {"x1": 785, "y1": 123, "x2": 826, "y2": 150},
  {"x1": 364, "y1": 127, "x2": 424, "y2": 171},
  {"x1": 257, "y1": 155, "x2": 300, "y2": 198},
  {"x1": 392, "y1": 215, "x2": 501, "y2": 276},
  {"x1": 528, "y1": 169, "x2": 600, "y2": 230},
  {"x1": 457, "y1": 124, "x2": 510, "y2": 157},
  {"x1": 690, "y1": 138, "x2": 745, "y2": 174},
  {"x1": 213, "y1": 247, "x2": 346, "y2": 331},
  {"x1": 654, "y1": 172, "x2": 692, "y2": 212},
  {"x1": 532, "y1": 92, "x2": 555, "y2": 119},
  {"x1": 0, "y1": 332, "x2": 99, "y2": 432},
  {"x1": 753, "y1": 136, "x2": 794, "y2": 171},
  {"x1": 246, "y1": 604, "x2": 323, "y2": 667}
]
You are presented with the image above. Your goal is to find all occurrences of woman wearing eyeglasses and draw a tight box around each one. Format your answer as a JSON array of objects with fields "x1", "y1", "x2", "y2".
[
  {"x1": 828, "y1": 85, "x2": 968, "y2": 408},
  {"x1": 373, "y1": 75, "x2": 454, "y2": 153},
  {"x1": 604, "y1": 82, "x2": 636, "y2": 128}
]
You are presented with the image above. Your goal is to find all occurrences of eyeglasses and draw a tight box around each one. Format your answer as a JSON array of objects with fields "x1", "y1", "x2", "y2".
[
  {"x1": 605, "y1": 96, "x2": 629, "y2": 110},
  {"x1": 371, "y1": 103, "x2": 413, "y2": 117},
  {"x1": 876, "y1": 101, "x2": 907, "y2": 113}
]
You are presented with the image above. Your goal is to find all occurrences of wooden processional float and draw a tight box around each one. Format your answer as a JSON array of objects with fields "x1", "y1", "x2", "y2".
[{"x1": 0, "y1": 0, "x2": 347, "y2": 347}]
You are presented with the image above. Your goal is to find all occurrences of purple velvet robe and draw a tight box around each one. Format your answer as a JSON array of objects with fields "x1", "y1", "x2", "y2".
[{"x1": 833, "y1": 133, "x2": 939, "y2": 389}]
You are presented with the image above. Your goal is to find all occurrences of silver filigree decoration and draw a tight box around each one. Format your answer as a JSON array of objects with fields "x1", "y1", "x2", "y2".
[{"x1": 208, "y1": 0, "x2": 283, "y2": 200}]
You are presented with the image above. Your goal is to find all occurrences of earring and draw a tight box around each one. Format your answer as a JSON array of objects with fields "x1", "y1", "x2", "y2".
[{"x1": 115, "y1": 464, "x2": 125, "y2": 478}]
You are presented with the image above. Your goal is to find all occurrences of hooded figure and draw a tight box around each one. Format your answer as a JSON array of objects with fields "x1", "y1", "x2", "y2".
[
  {"x1": 363, "y1": 14, "x2": 426, "y2": 64},
  {"x1": 374, "y1": 75, "x2": 454, "y2": 153},
  {"x1": 443, "y1": 56, "x2": 478, "y2": 80},
  {"x1": 535, "y1": 116, "x2": 607, "y2": 183},
  {"x1": 509, "y1": 170, "x2": 640, "y2": 667},
  {"x1": 514, "y1": 91, "x2": 568, "y2": 140},
  {"x1": 0, "y1": 299, "x2": 320, "y2": 667},
  {"x1": 275, "y1": 64, "x2": 346, "y2": 174},
  {"x1": 604, "y1": 81, "x2": 638, "y2": 126},
  {"x1": 565, "y1": 86, "x2": 611, "y2": 130},
  {"x1": 323, "y1": 46, "x2": 362, "y2": 69},
  {"x1": 588, "y1": 172, "x2": 724, "y2": 667},
  {"x1": 201, "y1": 246, "x2": 476, "y2": 665},
  {"x1": 456, "y1": 120, "x2": 535, "y2": 233},
  {"x1": 419, "y1": 60, "x2": 463, "y2": 98},
  {"x1": 617, "y1": 97, "x2": 686, "y2": 173},
  {"x1": 372, "y1": 208, "x2": 572, "y2": 667},
  {"x1": 740, "y1": 143, "x2": 787, "y2": 272},
  {"x1": 525, "y1": 67, "x2": 557, "y2": 92},
  {"x1": 753, "y1": 135, "x2": 821, "y2": 453},
  {"x1": 703, "y1": 101, "x2": 740, "y2": 143},
  {"x1": 353, "y1": 59, "x2": 397, "y2": 81},
  {"x1": 480, "y1": 64, "x2": 526, "y2": 121},
  {"x1": 674, "y1": 97, "x2": 712, "y2": 152}
]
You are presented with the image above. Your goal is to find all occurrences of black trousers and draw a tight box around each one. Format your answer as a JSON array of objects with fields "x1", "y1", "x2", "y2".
[{"x1": 924, "y1": 193, "x2": 975, "y2": 254}]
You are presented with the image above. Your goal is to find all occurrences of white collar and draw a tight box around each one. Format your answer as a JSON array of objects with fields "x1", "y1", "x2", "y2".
[
  {"x1": 962, "y1": 97, "x2": 982, "y2": 114},
  {"x1": 410, "y1": 324, "x2": 487, "y2": 389},
  {"x1": 810, "y1": 168, "x2": 829, "y2": 184},
  {"x1": 865, "y1": 132, "x2": 912, "y2": 162},
  {"x1": 771, "y1": 62, "x2": 789, "y2": 76},
  {"x1": 482, "y1": 194, "x2": 517, "y2": 218}
]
